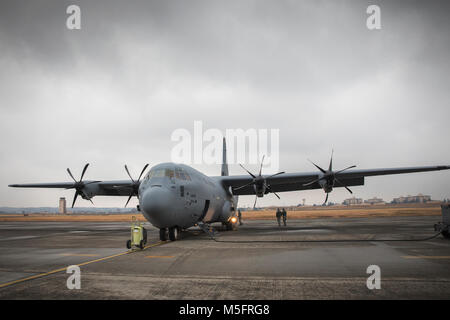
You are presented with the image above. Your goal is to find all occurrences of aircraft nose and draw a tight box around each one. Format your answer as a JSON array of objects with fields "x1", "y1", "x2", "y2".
[{"x1": 141, "y1": 187, "x2": 173, "y2": 227}]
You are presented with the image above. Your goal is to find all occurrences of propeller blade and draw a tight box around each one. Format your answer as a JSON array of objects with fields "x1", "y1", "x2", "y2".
[
  {"x1": 239, "y1": 164, "x2": 256, "y2": 178},
  {"x1": 71, "y1": 191, "x2": 79, "y2": 208},
  {"x1": 308, "y1": 159, "x2": 326, "y2": 174},
  {"x1": 88, "y1": 198, "x2": 94, "y2": 205},
  {"x1": 328, "y1": 150, "x2": 333, "y2": 171},
  {"x1": 265, "y1": 184, "x2": 281, "y2": 199},
  {"x1": 253, "y1": 196, "x2": 258, "y2": 209},
  {"x1": 334, "y1": 165, "x2": 357, "y2": 175},
  {"x1": 335, "y1": 177, "x2": 353, "y2": 194},
  {"x1": 233, "y1": 181, "x2": 255, "y2": 191},
  {"x1": 125, "y1": 195, "x2": 133, "y2": 207},
  {"x1": 67, "y1": 168, "x2": 77, "y2": 183},
  {"x1": 258, "y1": 155, "x2": 265, "y2": 176},
  {"x1": 323, "y1": 193, "x2": 329, "y2": 205},
  {"x1": 303, "y1": 177, "x2": 322, "y2": 187},
  {"x1": 80, "y1": 163, "x2": 89, "y2": 181},
  {"x1": 265, "y1": 171, "x2": 285, "y2": 179},
  {"x1": 124, "y1": 165, "x2": 135, "y2": 183},
  {"x1": 137, "y1": 164, "x2": 149, "y2": 182},
  {"x1": 83, "y1": 180, "x2": 101, "y2": 186}
]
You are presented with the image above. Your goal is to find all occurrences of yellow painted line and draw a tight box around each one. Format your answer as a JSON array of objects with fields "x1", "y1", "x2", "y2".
[
  {"x1": 0, "y1": 266, "x2": 69, "y2": 289},
  {"x1": 402, "y1": 255, "x2": 450, "y2": 260},
  {"x1": 60, "y1": 253, "x2": 99, "y2": 257},
  {"x1": 145, "y1": 255, "x2": 174, "y2": 258},
  {"x1": 0, "y1": 241, "x2": 166, "y2": 289}
]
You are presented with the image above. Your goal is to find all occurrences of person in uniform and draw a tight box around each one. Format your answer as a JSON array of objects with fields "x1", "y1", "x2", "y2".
[
  {"x1": 276, "y1": 208, "x2": 282, "y2": 226},
  {"x1": 282, "y1": 208, "x2": 287, "y2": 226},
  {"x1": 238, "y1": 209, "x2": 243, "y2": 225}
]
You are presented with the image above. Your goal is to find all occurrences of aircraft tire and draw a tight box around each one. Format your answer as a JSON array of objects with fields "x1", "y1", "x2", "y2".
[
  {"x1": 159, "y1": 228, "x2": 167, "y2": 241},
  {"x1": 442, "y1": 230, "x2": 450, "y2": 239},
  {"x1": 168, "y1": 227, "x2": 178, "y2": 241},
  {"x1": 225, "y1": 222, "x2": 234, "y2": 231}
]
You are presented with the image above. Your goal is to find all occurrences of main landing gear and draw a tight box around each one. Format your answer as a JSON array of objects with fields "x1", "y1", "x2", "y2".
[{"x1": 159, "y1": 227, "x2": 181, "y2": 241}]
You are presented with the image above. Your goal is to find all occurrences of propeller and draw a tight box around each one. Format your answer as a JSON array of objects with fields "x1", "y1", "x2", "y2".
[
  {"x1": 123, "y1": 164, "x2": 149, "y2": 207},
  {"x1": 233, "y1": 156, "x2": 285, "y2": 209},
  {"x1": 66, "y1": 163, "x2": 100, "y2": 208},
  {"x1": 303, "y1": 150, "x2": 356, "y2": 205}
]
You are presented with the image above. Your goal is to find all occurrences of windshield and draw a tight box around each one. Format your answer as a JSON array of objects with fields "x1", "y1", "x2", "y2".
[
  {"x1": 147, "y1": 168, "x2": 174, "y2": 179},
  {"x1": 146, "y1": 167, "x2": 191, "y2": 181},
  {"x1": 175, "y1": 167, "x2": 191, "y2": 180}
]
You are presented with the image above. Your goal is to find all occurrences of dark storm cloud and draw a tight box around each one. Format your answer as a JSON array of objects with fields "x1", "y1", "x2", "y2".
[{"x1": 1, "y1": 0, "x2": 450, "y2": 207}]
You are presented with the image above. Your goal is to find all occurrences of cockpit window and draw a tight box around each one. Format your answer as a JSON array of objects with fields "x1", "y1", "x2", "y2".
[
  {"x1": 147, "y1": 168, "x2": 174, "y2": 179},
  {"x1": 175, "y1": 167, "x2": 191, "y2": 181},
  {"x1": 165, "y1": 169, "x2": 174, "y2": 178},
  {"x1": 146, "y1": 167, "x2": 190, "y2": 181}
]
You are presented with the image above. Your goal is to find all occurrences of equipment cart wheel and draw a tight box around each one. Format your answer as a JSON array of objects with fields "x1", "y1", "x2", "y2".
[
  {"x1": 126, "y1": 240, "x2": 131, "y2": 249},
  {"x1": 143, "y1": 227, "x2": 148, "y2": 245},
  {"x1": 139, "y1": 240, "x2": 145, "y2": 249},
  {"x1": 442, "y1": 230, "x2": 450, "y2": 239}
]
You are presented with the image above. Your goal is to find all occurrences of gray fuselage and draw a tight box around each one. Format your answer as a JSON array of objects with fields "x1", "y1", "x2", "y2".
[{"x1": 138, "y1": 163, "x2": 237, "y2": 229}]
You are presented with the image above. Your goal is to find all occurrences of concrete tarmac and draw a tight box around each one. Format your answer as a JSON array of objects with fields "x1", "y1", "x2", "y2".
[{"x1": 0, "y1": 216, "x2": 449, "y2": 299}]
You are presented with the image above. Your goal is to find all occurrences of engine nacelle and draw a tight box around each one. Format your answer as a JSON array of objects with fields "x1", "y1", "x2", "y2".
[
  {"x1": 253, "y1": 182, "x2": 266, "y2": 197},
  {"x1": 81, "y1": 184, "x2": 100, "y2": 200},
  {"x1": 319, "y1": 178, "x2": 334, "y2": 193}
]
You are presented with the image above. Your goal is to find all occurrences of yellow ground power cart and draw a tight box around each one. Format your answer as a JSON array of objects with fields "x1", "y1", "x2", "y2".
[{"x1": 126, "y1": 216, "x2": 147, "y2": 250}]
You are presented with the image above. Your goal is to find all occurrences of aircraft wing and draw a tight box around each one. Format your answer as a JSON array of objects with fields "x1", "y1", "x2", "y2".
[
  {"x1": 8, "y1": 180, "x2": 137, "y2": 197},
  {"x1": 215, "y1": 165, "x2": 450, "y2": 195}
]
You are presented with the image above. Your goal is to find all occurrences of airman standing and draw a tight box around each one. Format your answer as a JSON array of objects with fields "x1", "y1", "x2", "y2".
[{"x1": 276, "y1": 208, "x2": 282, "y2": 226}]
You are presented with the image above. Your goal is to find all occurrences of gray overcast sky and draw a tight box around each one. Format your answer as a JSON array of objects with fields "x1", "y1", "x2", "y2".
[{"x1": 1, "y1": 0, "x2": 450, "y2": 208}]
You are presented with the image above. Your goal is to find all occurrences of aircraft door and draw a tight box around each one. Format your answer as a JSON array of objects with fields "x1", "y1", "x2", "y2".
[{"x1": 198, "y1": 200, "x2": 210, "y2": 222}]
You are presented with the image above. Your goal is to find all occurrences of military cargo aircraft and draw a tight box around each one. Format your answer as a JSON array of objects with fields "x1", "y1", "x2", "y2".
[{"x1": 9, "y1": 139, "x2": 450, "y2": 241}]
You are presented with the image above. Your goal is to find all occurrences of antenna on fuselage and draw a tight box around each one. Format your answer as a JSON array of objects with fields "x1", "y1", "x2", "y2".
[{"x1": 221, "y1": 137, "x2": 229, "y2": 176}]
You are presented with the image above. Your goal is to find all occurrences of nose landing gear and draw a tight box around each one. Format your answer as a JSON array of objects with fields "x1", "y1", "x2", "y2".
[
  {"x1": 159, "y1": 228, "x2": 167, "y2": 241},
  {"x1": 159, "y1": 227, "x2": 181, "y2": 241}
]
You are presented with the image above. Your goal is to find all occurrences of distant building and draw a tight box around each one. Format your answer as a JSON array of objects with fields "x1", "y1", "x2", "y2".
[
  {"x1": 59, "y1": 197, "x2": 67, "y2": 214},
  {"x1": 364, "y1": 197, "x2": 385, "y2": 205},
  {"x1": 392, "y1": 194, "x2": 431, "y2": 204},
  {"x1": 343, "y1": 197, "x2": 363, "y2": 205}
]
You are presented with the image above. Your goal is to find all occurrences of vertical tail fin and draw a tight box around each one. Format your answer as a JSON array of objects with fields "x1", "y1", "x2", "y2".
[{"x1": 221, "y1": 137, "x2": 229, "y2": 176}]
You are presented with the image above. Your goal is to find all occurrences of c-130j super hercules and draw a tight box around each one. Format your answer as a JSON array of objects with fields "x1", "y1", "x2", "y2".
[{"x1": 9, "y1": 138, "x2": 450, "y2": 241}]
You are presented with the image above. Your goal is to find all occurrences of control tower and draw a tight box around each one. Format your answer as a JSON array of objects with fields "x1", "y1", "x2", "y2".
[{"x1": 59, "y1": 197, "x2": 67, "y2": 214}]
